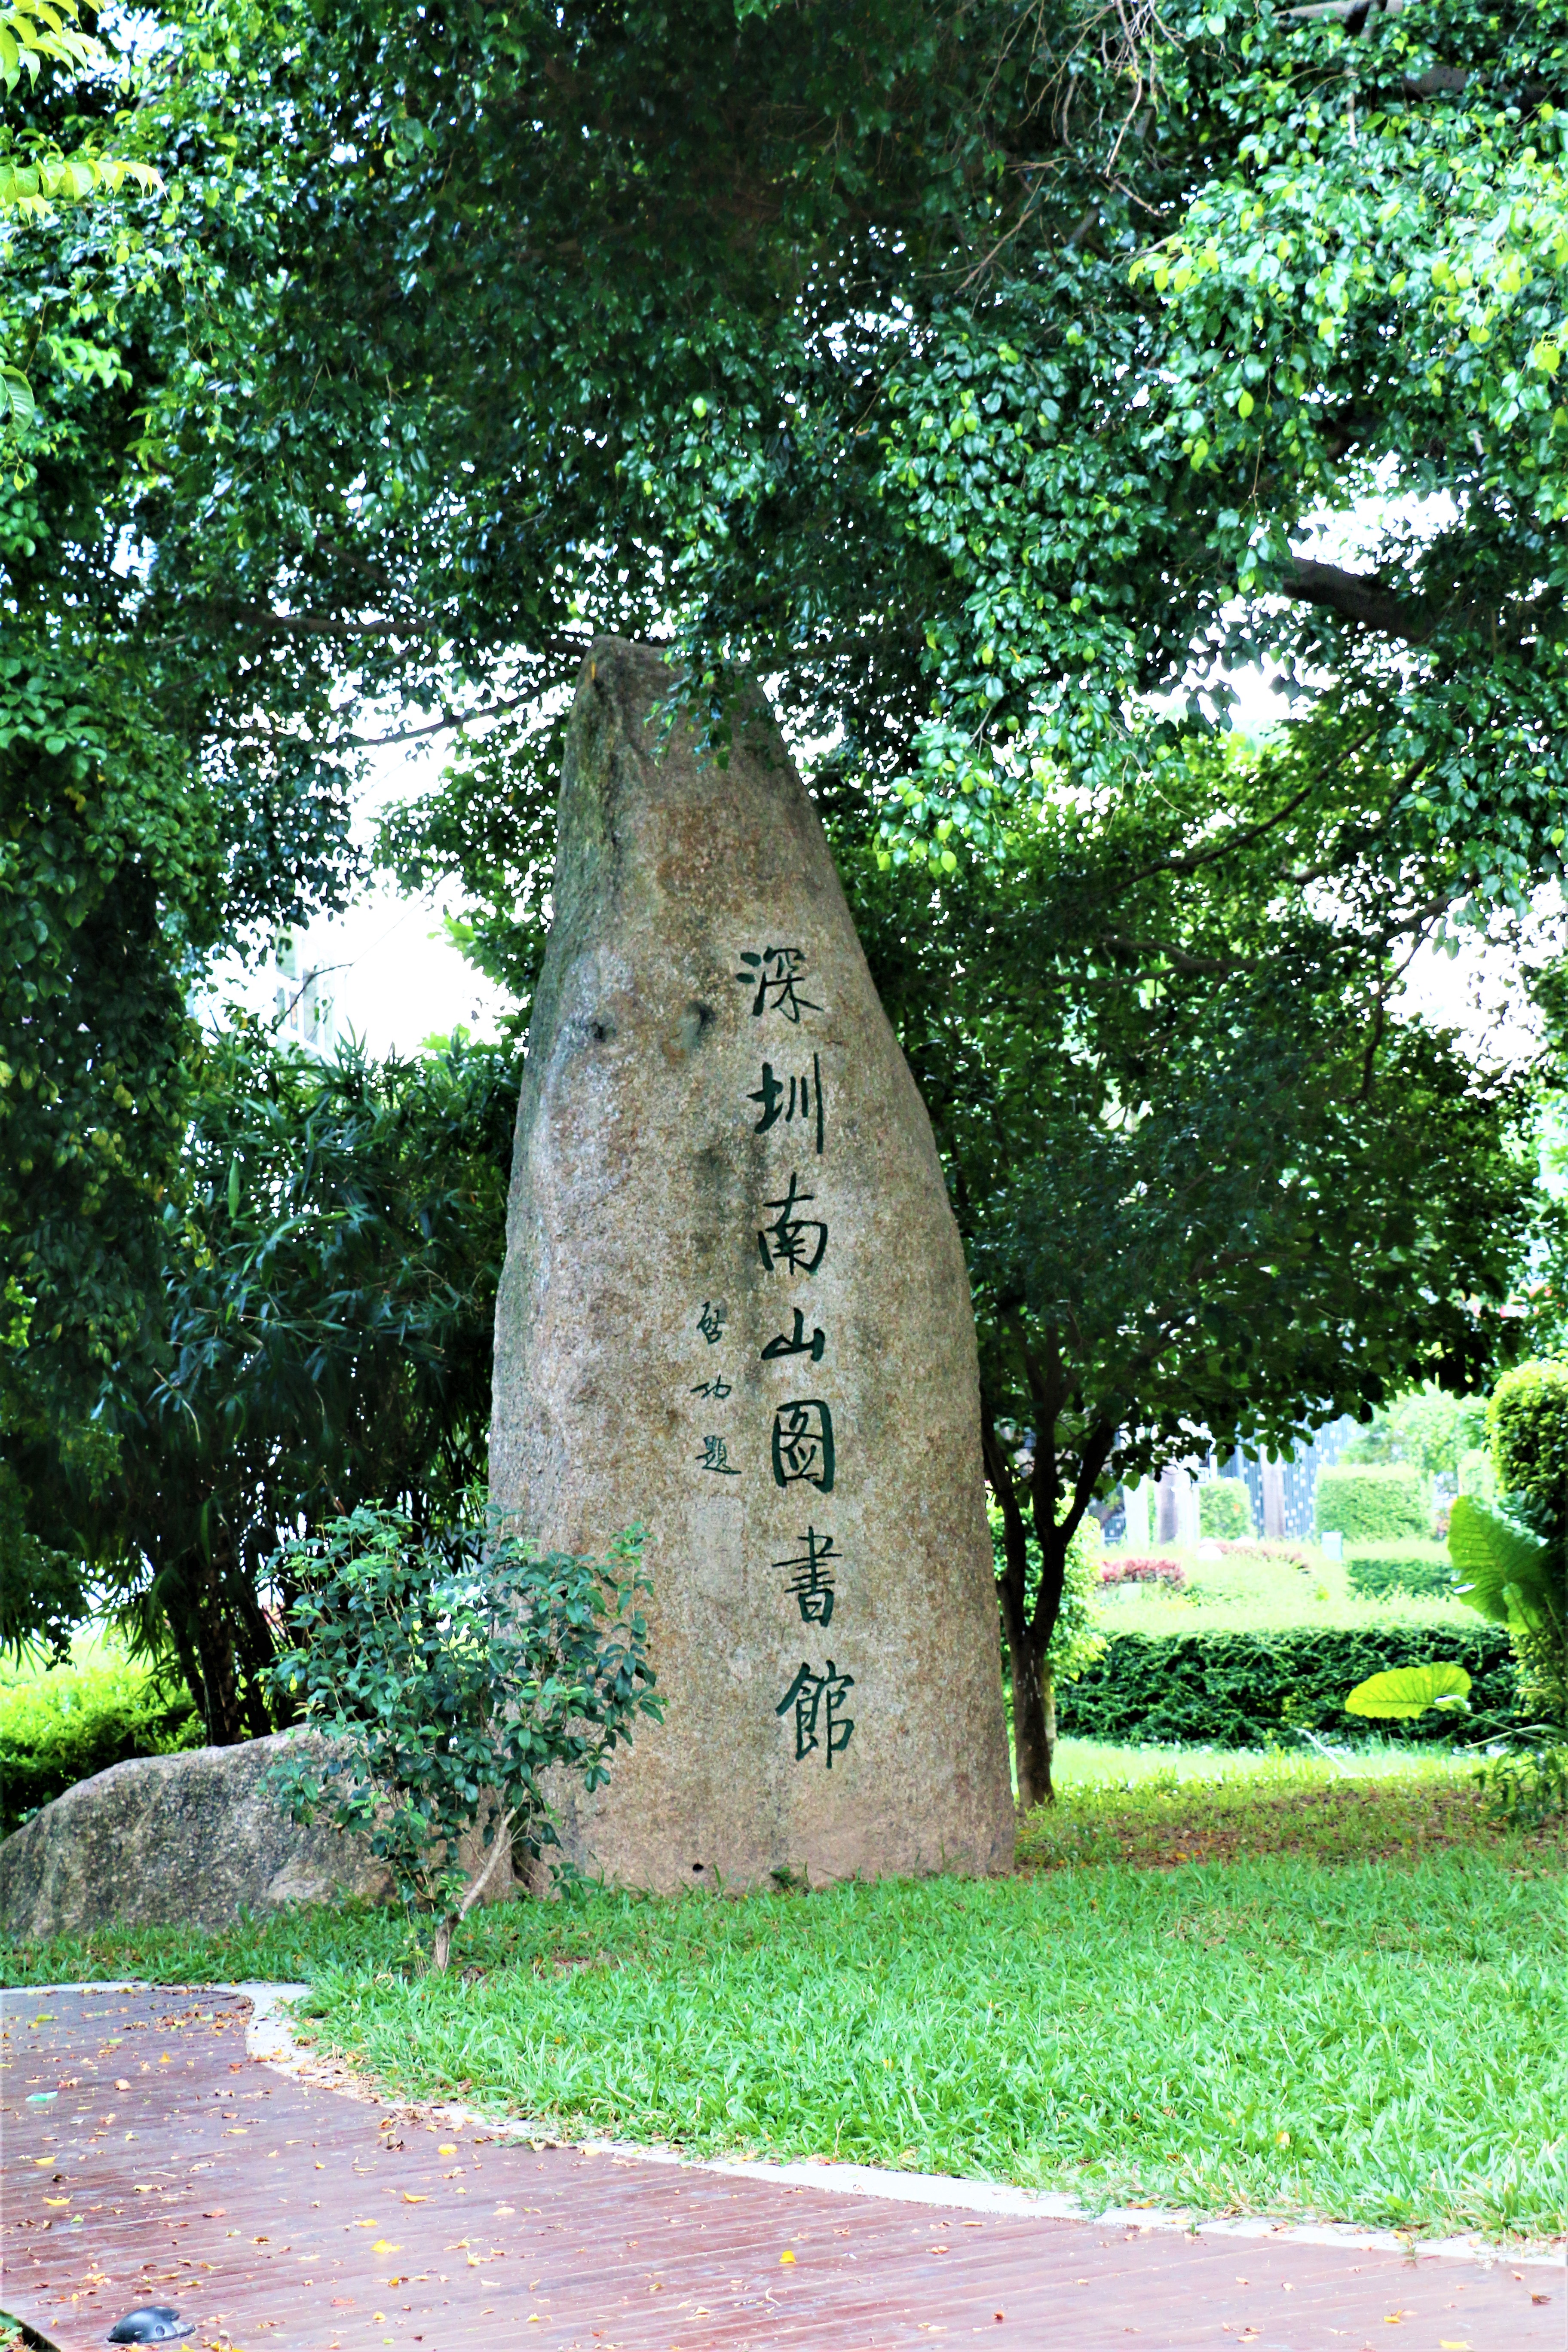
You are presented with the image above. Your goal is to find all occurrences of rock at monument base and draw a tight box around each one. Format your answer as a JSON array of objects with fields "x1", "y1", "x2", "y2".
[
  {"x1": 490, "y1": 637, "x2": 1016, "y2": 1893},
  {"x1": 0, "y1": 1733, "x2": 414, "y2": 1941}
]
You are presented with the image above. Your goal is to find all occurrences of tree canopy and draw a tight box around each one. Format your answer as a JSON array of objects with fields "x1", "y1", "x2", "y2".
[
  {"x1": 3, "y1": 0, "x2": 1565, "y2": 1765},
  {"x1": 2, "y1": 1026, "x2": 516, "y2": 1740},
  {"x1": 62, "y1": 0, "x2": 1566, "y2": 902}
]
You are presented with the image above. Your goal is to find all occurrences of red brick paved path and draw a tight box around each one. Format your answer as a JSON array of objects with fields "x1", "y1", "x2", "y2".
[{"x1": 1, "y1": 1985, "x2": 1557, "y2": 2352}]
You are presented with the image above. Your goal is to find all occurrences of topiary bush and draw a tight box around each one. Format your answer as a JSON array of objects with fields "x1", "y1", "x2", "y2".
[
  {"x1": 1345, "y1": 1542, "x2": 1456, "y2": 1600},
  {"x1": 1056, "y1": 1624, "x2": 1516, "y2": 1748},
  {"x1": 1489, "y1": 1361, "x2": 1568, "y2": 1531},
  {"x1": 1315, "y1": 1463, "x2": 1427, "y2": 1541},
  {"x1": 1483, "y1": 1362, "x2": 1568, "y2": 1731},
  {"x1": 1198, "y1": 1479, "x2": 1254, "y2": 1540}
]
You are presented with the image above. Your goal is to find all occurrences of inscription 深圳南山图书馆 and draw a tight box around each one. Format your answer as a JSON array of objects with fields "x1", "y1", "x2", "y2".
[{"x1": 681, "y1": 945, "x2": 856, "y2": 1770}]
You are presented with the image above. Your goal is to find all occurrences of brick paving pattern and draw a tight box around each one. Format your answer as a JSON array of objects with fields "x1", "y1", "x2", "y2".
[{"x1": 1, "y1": 1984, "x2": 1557, "y2": 2351}]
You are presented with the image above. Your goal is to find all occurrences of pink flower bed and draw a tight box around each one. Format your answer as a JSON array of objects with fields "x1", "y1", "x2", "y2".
[{"x1": 1099, "y1": 1556, "x2": 1186, "y2": 1588}]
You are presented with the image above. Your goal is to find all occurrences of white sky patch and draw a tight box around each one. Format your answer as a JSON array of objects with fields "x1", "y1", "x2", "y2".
[
  {"x1": 1396, "y1": 906, "x2": 1547, "y2": 1075},
  {"x1": 199, "y1": 736, "x2": 512, "y2": 1058}
]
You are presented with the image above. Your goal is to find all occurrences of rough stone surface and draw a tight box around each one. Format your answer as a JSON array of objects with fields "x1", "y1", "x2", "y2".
[
  {"x1": 490, "y1": 637, "x2": 1014, "y2": 1892},
  {"x1": 0, "y1": 1734, "x2": 398, "y2": 1941}
]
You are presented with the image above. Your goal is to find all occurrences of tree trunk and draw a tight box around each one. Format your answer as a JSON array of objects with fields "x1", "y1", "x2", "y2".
[
  {"x1": 429, "y1": 1808, "x2": 518, "y2": 1972},
  {"x1": 1008, "y1": 1623, "x2": 1054, "y2": 1812},
  {"x1": 190, "y1": 1560, "x2": 245, "y2": 1746}
]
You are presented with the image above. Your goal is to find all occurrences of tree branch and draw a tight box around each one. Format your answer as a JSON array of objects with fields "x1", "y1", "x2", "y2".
[{"x1": 1284, "y1": 556, "x2": 1430, "y2": 641}]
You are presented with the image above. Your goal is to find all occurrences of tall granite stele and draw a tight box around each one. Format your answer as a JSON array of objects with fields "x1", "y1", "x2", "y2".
[{"x1": 490, "y1": 639, "x2": 1014, "y2": 1890}]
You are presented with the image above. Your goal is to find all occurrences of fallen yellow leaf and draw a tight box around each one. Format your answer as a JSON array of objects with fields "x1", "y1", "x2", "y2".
[
  {"x1": 438, "y1": 2143, "x2": 457, "y2": 2154},
  {"x1": 1440, "y1": 2343, "x2": 1472, "y2": 2349},
  {"x1": 780, "y1": 2250, "x2": 796, "y2": 2265},
  {"x1": 371, "y1": 2240, "x2": 401, "y2": 2254},
  {"x1": 401, "y1": 2193, "x2": 428, "y2": 2204}
]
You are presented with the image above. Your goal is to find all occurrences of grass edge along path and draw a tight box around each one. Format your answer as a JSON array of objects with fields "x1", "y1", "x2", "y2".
[{"x1": 6, "y1": 1841, "x2": 1565, "y2": 2246}]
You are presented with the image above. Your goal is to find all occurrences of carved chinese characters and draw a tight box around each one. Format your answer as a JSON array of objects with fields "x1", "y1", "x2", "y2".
[
  {"x1": 698, "y1": 947, "x2": 850, "y2": 1767},
  {"x1": 490, "y1": 638, "x2": 1014, "y2": 1890}
]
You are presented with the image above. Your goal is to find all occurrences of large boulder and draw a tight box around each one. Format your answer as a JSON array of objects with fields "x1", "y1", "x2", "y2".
[
  {"x1": 490, "y1": 638, "x2": 1015, "y2": 1892},
  {"x1": 0, "y1": 1733, "x2": 395, "y2": 1940}
]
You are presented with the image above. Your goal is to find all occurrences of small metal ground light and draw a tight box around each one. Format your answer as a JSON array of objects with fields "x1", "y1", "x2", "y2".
[{"x1": 105, "y1": 2309, "x2": 194, "y2": 2343}]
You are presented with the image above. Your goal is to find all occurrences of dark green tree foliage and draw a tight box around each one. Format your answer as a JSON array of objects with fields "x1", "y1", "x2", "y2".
[
  {"x1": 4, "y1": 1027, "x2": 518, "y2": 1741},
  {"x1": 105, "y1": 0, "x2": 1568, "y2": 918},
  {"x1": 1, "y1": 21, "x2": 365, "y2": 1522},
  {"x1": 3, "y1": 0, "x2": 1560, "y2": 1786},
  {"x1": 851, "y1": 826, "x2": 1537, "y2": 1801}
]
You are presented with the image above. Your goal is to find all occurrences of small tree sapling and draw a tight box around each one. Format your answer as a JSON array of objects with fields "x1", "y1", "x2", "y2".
[{"x1": 266, "y1": 1494, "x2": 661, "y2": 1968}]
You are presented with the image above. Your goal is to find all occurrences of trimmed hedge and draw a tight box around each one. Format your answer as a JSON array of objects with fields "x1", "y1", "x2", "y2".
[
  {"x1": 1056, "y1": 1624, "x2": 1517, "y2": 1747},
  {"x1": 1198, "y1": 1479, "x2": 1254, "y2": 1540},
  {"x1": 1345, "y1": 1541, "x2": 1456, "y2": 1600},
  {"x1": 1315, "y1": 1463, "x2": 1427, "y2": 1540}
]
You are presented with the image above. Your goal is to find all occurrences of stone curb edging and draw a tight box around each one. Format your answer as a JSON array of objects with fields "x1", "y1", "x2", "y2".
[{"x1": 12, "y1": 1981, "x2": 1565, "y2": 2274}]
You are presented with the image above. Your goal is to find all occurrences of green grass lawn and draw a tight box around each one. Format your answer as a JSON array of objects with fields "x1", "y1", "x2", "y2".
[
  {"x1": 1029, "y1": 1741, "x2": 1516, "y2": 1867},
  {"x1": 4, "y1": 1743, "x2": 1562, "y2": 2243},
  {"x1": 1096, "y1": 1536, "x2": 1471, "y2": 1633}
]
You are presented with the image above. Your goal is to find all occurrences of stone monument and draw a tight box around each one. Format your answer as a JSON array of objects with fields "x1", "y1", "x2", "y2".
[{"x1": 490, "y1": 638, "x2": 1014, "y2": 1890}]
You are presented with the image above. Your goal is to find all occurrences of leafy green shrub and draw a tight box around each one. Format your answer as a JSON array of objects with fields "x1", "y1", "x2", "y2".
[
  {"x1": 267, "y1": 1495, "x2": 662, "y2": 1969},
  {"x1": 1478, "y1": 1366, "x2": 1568, "y2": 1730},
  {"x1": 1315, "y1": 1463, "x2": 1427, "y2": 1541},
  {"x1": 1198, "y1": 1480, "x2": 1253, "y2": 1540},
  {"x1": 1345, "y1": 1541, "x2": 1455, "y2": 1601},
  {"x1": 1488, "y1": 1360, "x2": 1568, "y2": 1532},
  {"x1": 1055, "y1": 1624, "x2": 1516, "y2": 1748},
  {"x1": 0, "y1": 1648, "x2": 201, "y2": 1835},
  {"x1": 1449, "y1": 1494, "x2": 1567, "y2": 1733},
  {"x1": 1477, "y1": 1743, "x2": 1568, "y2": 1827}
]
